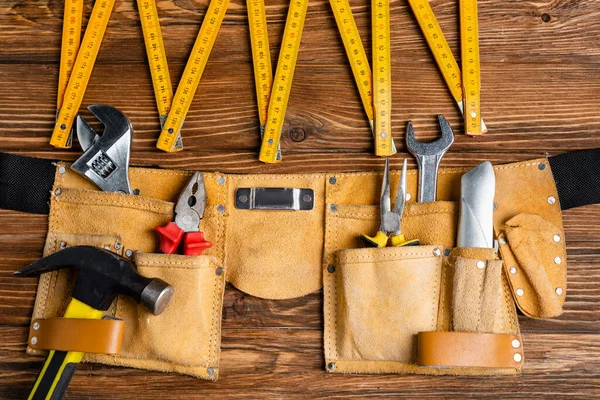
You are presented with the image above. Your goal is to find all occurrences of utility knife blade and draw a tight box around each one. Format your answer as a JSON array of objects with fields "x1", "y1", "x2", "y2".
[{"x1": 457, "y1": 161, "x2": 496, "y2": 248}]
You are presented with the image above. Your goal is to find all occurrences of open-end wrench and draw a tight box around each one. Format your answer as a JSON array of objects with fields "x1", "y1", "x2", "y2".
[{"x1": 406, "y1": 115, "x2": 455, "y2": 202}]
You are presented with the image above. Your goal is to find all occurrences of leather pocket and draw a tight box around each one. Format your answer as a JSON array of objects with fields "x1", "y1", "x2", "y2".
[
  {"x1": 86, "y1": 253, "x2": 227, "y2": 380},
  {"x1": 333, "y1": 246, "x2": 443, "y2": 363},
  {"x1": 498, "y1": 213, "x2": 567, "y2": 318}
]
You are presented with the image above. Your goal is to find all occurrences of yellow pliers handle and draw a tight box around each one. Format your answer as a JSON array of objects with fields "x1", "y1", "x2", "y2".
[
  {"x1": 361, "y1": 231, "x2": 389, "y2": 248},
  {"x1": 390, "y1": 233, "x2": 420, "y2": 247}
]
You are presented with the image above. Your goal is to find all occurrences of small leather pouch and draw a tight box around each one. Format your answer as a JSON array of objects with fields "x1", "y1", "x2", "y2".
[{"x1": 499, "y1": 213, "x2": 567, "y2": 318}]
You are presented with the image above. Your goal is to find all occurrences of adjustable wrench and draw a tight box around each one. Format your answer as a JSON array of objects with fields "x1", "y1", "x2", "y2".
[
  {"x1": 406, "y1": 115, "x2": 455, "y2": 202},
  {"x1": 71, "y1": 104, "x2": 133, "y2": 194}
]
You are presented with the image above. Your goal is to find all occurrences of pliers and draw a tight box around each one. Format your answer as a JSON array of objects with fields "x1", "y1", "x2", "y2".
[
  {"x1": 362, "y1": 158, "x2": 420, "y2": 248},
  {"x1": 155, "y1": 172, "x2": 213, "y2": 255}
]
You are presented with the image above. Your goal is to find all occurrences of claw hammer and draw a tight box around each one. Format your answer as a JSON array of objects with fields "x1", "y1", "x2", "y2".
[{"x1": 14, "y1": 246, "x2": 174, "y2": 400}]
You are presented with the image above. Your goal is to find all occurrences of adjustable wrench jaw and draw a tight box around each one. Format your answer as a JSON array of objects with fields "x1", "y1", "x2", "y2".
[
  {"x1": 71, "y1": 105, "x2": 133, "y2": 194},
  {"x1": 406, "y1": 115, "x2": 455, "y2": 203}
]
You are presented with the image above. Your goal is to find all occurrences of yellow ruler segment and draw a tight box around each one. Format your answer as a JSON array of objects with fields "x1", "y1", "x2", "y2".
[
  {"x1": 372, "y1": 0, "x2": 394, "y2": 156},
  {"x1": 329, "y1": 0, "x2": 372, "y2": 121},
  {"x1": 460, "y1": 0, "x2": 482, "y2": 135},
  {"x1": 408, "y1": 0, "x2": 486, "y2": 133},
  {"x1": 258, "y1": 0, "x2": 309, "y2": 163},
  {"x1": 57, "y1": 0, "x2": 84, "y2": 115},
  {"x1": 329, "y1": 0, "x2": 396, "y2": 153},
  {"x1": 137, "y1": 0, "x2": 183, "y2": 149},
  {"x1": 50, "y1": 0, "x2": 115, "y2": 148},
  {"x1": 156, "y1": 0, "x2": 229, "y2": 152},
  {"x1": 247, "y1": 0, "x2": 282, "y2": 160}
]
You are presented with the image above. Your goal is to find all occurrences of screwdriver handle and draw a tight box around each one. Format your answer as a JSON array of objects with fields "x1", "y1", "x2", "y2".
[
  {"x1": 184, "y1": 232, "x2": 213, "y2": 256},
  {"x1": 155, "y1": 222, "x2": 184, "y2": 254}
]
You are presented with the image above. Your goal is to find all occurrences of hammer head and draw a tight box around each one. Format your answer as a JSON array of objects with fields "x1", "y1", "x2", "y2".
[{"x1": 14, "y1": 246, "x2": 173, "y2": 315}]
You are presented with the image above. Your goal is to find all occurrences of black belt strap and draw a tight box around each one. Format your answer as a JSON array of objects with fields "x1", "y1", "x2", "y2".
[
  {"x1": 0, "y1": 150, "x2": 598, "y2": 214},
  {"x1": 0, "y1": 153, "x2": 56, "y2": 215},
  {"x1": 548, "y1": 148, "x2": 600, "y2": 210}
]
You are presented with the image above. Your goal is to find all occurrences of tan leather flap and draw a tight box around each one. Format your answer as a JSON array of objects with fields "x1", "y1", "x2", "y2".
[
  {"x1": 417, "y1": 331, "x2": 523, "y2": 369},
  {"x1": 29, "y1": 318, "x2": 125, "y2": 355}
]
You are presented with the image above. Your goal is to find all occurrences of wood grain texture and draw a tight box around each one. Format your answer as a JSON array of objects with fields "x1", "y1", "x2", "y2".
[{"x1": 0, "y1": 0, "x2": 600, "y2": 398}]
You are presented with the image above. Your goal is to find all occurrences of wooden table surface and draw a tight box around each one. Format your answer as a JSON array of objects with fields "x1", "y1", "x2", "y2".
[{"x1": 1, "y1": 0, "x2": 599, "y2": 398}]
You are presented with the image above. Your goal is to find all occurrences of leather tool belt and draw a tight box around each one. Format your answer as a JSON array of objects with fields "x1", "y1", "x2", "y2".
[{"x1": 1, "y1": 149, "x2": 598, "y2": 379}]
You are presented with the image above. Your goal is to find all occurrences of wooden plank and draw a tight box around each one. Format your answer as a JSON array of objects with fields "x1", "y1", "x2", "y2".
[{"x1": 1, "y1": 329, "x2": 599, "y2": 398}]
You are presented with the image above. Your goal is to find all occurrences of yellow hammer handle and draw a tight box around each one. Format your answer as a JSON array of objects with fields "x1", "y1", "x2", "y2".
[{"x1": 28, "y1": 299, "x2": 103, "y2": 400}]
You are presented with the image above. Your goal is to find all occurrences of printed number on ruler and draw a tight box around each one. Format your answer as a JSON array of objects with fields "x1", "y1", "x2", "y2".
[
  {"x1": 51, "y1": 0, "x2": 115, "y2": 148},
  {"x1": 137, "y1": 0, "x2": 183, "y2": 149},
  {"x1": 460, "y1": 0, "x2": 482, "y2": 135},
  {"x1": 156, "y1": 0, "x2": 229, "y2": 152},
  {"x1": 408, "y1": 0, "x2": 486, "y2": 133},
  {"x1": 372, "y1": 0, "x2": 394, "y2": 156},
  {"x1": 57, "y1": 0, "x2": 83, "y2": 115},
  {"x1": 258, "y1": 0, "x2": 309, "y2": 163}
]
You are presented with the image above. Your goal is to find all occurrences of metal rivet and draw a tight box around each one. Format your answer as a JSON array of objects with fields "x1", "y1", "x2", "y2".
[
  {"x1": 499, "y1": 237, "x2": 507, "y2": 245},
  {"x1": 218, "y1": 177, "x2": 226, "y2": 185},
  {"x1": 444, "y1": 249, "x2": 451, "y2": 257},
  {"x1": 58, "y1": 166, "x2": 66, "y2": 174},
  {"x1": 406, "y1": 193, "x2": 412, "y2": 201},
  {"x1": 547, "y1": 196, "x2": 556, "y2": 205},
  {"x1": 207, "y1": 367, "x2": 215, "y2": 376},
  {"x1": 302, "y1": 194, "x2": 312, "y2": 203},
  {"x1": 329, "y1": 204, "x2": 337, "y2": 212},
  {"x1": 329, "y1": 177, "x2": 337, "y2": 185},
  {"x1": 328, "y1": 362, "x2": 336, "y2": 371},
  {"x1": 493, "y1": 203, "x2": 498, "y2": 211},
  {"x1": 114, "y1": 242, "x2": 122, "y2": 251},
  {"x1": 60, "y1": 124, "x2": 67, "y2": 130},
  {"x1": 55, "y1": 188, "x2": 62, "y2": 196},
  {"x1": 168, "y1": 128, "x2": 174, "y2": 134},
  {"x1": 59, "y1": 241, "x2": 67, "y2": 249},
  {"x1": 476, "y1": 260, "x2": 485, "y2": 269},
  {"x1": 555, "y1": 287, "x2": 563, "y2": 296},
  {"x1": 327, "y1": 264, "x2": 336, "y2": 273},
  {"x1": 513, "y1": 353, "x2": 522, "y2": 363},
  {"x1": 538, "y1": 163, "x2": 546, "y2": 171},
  {"x1": 470, "y1": 111, "x2": 477, "y2": 118},
  {"x1": 512, "y1": 339, "x2": 521, "y2": 349},
  {"x1": 33, "y1": 322, "x2": 40, "y2": 331},
  {"x1": 133, "y1": 189, "x2": 141, "y2": 196},
  {"x1": 516, "y1": 288, "x2": 524, "y2": 297},
  {"x1": 216, "y1": 267, "x2": 223, "y2": 276},
  {"x1": 104, "y1": 245, "x2": 111, "y2": 250},
  {"x1": 510, "y1": 266, "x2": 517, "y2": 275},
  {"x1": 125, "y1": 249, "x2": 133, "y2": 257},
  {"x1": 238, "y1": 195, "x2": 248, "y2": 203},
  {"x1": 433, "y1": 248, "x2": 442, "y2": 257},
  {"x1": 217, "y1": 205, "x2": 225, "y2": 213},
  {"x1": 31, "y1": 337, "x2": 38, "y2": 345},
  {"x1": 553, "y1": 235, "x2": 561, "y2": 243},
  {"x1": 554, "y1": 256, "x2": 562, "y2": 265}
]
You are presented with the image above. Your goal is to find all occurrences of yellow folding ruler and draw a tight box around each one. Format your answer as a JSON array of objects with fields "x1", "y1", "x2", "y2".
[
  {"x1": 258, "y1": 0, "x2": 309, "y2": 164},
  {"x1": 329, "y1": 0, "x2": 396, "y2": 154},
  {"x1": 372, "y1": 0, "x2": 394, "y2": 156},
  {"x1": 408, "y1": 0, "x2": 486, "y2": 135},
  {"x1": 247, "y1": 0, "x2": 281, "y2": 160},
  {"x1": 50, "y1": 0, "x2": 115, "y2": 148},
  {"x1": 57, "y1": 0, "x2": 84, "y2": 122},
  {"x1": 137, "y1": 0, "x2": 183, "y2": 150},
  {"x1": 156, "y1": 0, "x2": 229, "y2": 152},
  {"x1": 460, "y1": 0, "x2": 482, "y2": 135}
]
